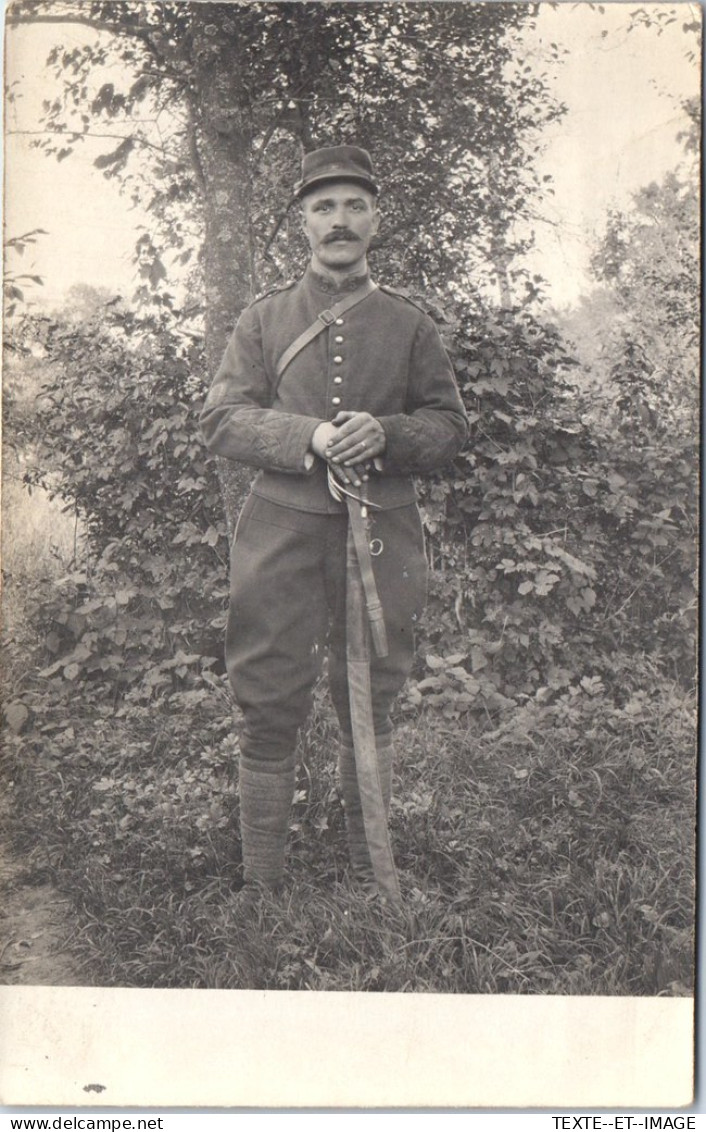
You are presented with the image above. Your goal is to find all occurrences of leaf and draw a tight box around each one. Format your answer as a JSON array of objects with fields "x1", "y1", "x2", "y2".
[
  {"x1": 534, "y1": 571, "x2": 560, "y2": 596},
  {"x1": 5, "y1": 703, "x2": 29, "y2": 734},
  {"x1": 415, "y1": 677, "x2": 442, "y2": 692},
  {"x1": 94, "y1": 137, "x2": 134, "y2": 170},
  {"x1": 93, "y1": 778, "x2": 117, "y2": 793},
  {"x1": 470, "y1": 646, "x2": 487, "y2": 672},
  {"x1": 148, "y1": 259, "x2": 167, "y2": 288},
  {"x1": 580, "y1": 675, "x2": 604, "y2": 697}
]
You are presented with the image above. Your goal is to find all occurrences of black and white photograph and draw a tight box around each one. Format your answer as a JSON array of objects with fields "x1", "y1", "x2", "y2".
[{"x1": 0, "y1": 0, "x2": 699, "y2": 1109}]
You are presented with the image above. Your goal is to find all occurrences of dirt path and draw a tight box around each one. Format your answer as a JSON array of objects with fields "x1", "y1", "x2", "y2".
[{"x1": 0, "y1": 817, "x2": 80, "y2": 986}]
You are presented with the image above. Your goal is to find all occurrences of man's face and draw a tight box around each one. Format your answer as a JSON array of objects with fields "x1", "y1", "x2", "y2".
[{"x1": 301, "y1": 182, "x2": 380, "y2": 275}]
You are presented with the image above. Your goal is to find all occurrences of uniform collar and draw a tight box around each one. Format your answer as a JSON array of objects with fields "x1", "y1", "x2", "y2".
[{"x1": 305, "y1": 264, "x2": 371, "y2": 296}]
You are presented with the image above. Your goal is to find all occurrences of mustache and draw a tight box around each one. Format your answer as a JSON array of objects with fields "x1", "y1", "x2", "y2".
[{"x1": 323, "y1": 231, "x2": 361, "y2": 244}]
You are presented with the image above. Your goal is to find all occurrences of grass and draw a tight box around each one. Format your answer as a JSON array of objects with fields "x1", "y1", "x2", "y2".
[
  {"x1": 2, "y1": 654, "x2": 695, "y2": 993},
  {"x1": 1, "y1": 463, "x2": 696, "y2": 994},
  {"x1": 2, "y1": 461, "x2": 80, "y2": 644}
]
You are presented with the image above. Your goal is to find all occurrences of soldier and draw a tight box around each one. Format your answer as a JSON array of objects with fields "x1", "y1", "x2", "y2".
[{"x1": 200, "y1": 144, "x2": 468, "y2": 903}]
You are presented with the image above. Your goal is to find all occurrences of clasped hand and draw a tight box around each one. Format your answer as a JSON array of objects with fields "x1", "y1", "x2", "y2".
[{"x1": 311, "y1": 411, "x2": 386, "y2": 488}]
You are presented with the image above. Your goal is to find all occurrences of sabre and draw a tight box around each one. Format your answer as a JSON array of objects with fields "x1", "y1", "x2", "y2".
[{"x1": 328, "y1": 465, "x2": 402, "y2": 906}]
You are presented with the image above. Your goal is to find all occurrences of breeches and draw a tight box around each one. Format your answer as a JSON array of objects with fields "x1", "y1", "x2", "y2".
[{"x1": 225, "y1": 494, "x2": 427, "y2": 762}]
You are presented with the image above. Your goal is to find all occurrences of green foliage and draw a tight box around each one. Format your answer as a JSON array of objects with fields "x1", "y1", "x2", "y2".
[
  {"x1": 8, "y1": 2, "x2": 565, "y2": 305},
  {"x1": 3, "y1": 668, "x2": 694, "y2": 992},
  {"x1": 400, "y1": 283, "x2": 697, "y2": 719},
  {"x1": 591, "y1": 170, "x2": 699, "y2": 440},
  {"x1": 10, "y1": 301, "x2": 228, "y2": 705},
  {"x1": 3, "y1": 229, "x2": 47, "y2": 315},
  {"x1": 10, "y1": 276, "x2": 697, "y2": 730}
]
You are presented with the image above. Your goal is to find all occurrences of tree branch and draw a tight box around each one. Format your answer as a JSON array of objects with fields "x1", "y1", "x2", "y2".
[
  {"x1": 6, "y1": 10, "x2": 154, "y2": 46},
  {"x1": 184, "y1": 102, "x2": 206, "y2": 200},
  {"x1": 9, "y1": 127, "x2": 179, "y2": 158}
]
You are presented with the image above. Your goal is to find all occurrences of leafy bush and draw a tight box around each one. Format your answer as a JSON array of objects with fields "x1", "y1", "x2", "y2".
[
  {"x1": 409, "y1": 293, "x2": 697, "y2": 719},
  {"x1": 6, "y1": 240, "x2": 697, "y2": 726},
  {"x1": 9, "y1": 304, "x2": 229, "y2": 710}
]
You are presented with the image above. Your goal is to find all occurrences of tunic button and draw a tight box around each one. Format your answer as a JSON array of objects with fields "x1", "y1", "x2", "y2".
[
  {"x1": 333, "y1": 355, "x2": 343, "y2": 364},
  {"x1": 334, "y1": 335, "x2": 344, "y2": 344},
  {"x1": 335, "y1": 318, "x2": 344, "y2": 326},
  {"x1": 333, "y1": 376, "x2": 343, "y2": 384},
  {"x1": 331, "y1": 396, "x2": 341, "y2": 406}
]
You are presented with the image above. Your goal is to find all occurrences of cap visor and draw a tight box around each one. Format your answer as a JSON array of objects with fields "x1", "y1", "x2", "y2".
[{"x1": 296, "y1": 172, "x2": 378, "y2": 199}]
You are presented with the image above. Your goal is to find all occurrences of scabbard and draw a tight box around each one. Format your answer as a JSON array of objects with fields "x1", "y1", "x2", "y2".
[
  {"x1": 345, "y1": 513, "x2": 401, "y2": 906},
  {"x1": 345, "y1": 495, "x2": 388, "y2": 659}
]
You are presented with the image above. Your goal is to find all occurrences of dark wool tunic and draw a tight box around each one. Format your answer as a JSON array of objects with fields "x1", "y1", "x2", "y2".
[{"x1": 199, "y1": 266, "x2": 469, "y2": 511}]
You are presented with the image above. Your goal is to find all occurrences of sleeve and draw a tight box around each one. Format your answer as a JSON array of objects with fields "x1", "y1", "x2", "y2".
[
  {"x1": 198, "y1": 303, "x2": 321, "y2": 474},
  {"x1": 376, "y1": 314, "x2": 469, "y2": 474}
]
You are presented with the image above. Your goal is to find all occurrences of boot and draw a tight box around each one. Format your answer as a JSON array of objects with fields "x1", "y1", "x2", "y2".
[
  {"x1": 338, "y1": 737, "x2": 394, "y2": 893},
  {"x1": 238, "y1": 752, "x2": 297, "y2": 893}
]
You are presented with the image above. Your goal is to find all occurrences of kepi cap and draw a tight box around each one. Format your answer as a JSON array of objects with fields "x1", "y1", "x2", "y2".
[{"x1": 294, "y1": 145, "x2": 378, "y2": 200}]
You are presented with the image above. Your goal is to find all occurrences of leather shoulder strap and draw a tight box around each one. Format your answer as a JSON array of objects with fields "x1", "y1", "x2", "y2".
[
  {"x1": 377, "y1": 284, "x2": 428, "y2": 315},
  {"x1": 275, "y1": 279, "x2": 378, "y2": 382},
  {"x1": 249, "y1": 280, "x2": 296, "y2": 306}
]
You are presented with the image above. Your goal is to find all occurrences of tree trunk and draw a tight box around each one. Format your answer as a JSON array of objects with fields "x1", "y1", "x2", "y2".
[
  {"x1": 487, "y1": 154, "x2": 513, "y2": 310},
  {"x1": 190, "y1": 11, "x2": 257, "y2": 535}
]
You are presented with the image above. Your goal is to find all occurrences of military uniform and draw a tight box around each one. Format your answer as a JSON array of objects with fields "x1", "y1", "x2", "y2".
[{"x1": 199, "y1": 146, "x2": 468, "y2": 894}]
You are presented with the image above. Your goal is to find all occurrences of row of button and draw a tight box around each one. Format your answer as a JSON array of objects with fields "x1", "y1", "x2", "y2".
[{"x1": 332, "y1": 321, "x2": 345, "y2": 406}]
